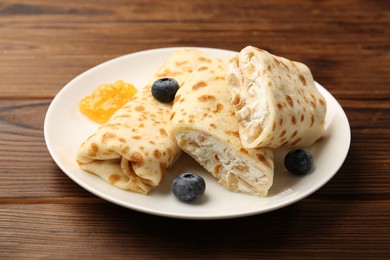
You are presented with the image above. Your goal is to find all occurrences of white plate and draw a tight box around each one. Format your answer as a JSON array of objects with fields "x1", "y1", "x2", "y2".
[{"x1": 44, "y1": 47, "x2": 351, "y2": 219}]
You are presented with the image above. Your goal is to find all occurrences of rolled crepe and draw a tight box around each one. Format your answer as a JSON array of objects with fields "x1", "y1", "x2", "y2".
[
  {"x1": 227, "y1": 46, "x2": 327, "y2": 149},
  {"x1": 77, "y1": 48, "x2": 216, "y2": 194},
  {"x1": 169, "y1": 58, "x2": 274, "y2": 196}
]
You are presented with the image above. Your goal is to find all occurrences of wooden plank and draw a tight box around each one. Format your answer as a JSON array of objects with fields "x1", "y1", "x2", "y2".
[
  {"x1": 0, "y1": 0, "x2": 388, "y2": 98},
  {"x1": 0, "y1": 202, "x2": 389, "y2": 259}
]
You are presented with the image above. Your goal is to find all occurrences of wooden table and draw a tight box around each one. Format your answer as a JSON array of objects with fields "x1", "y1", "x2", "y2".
[{"x1": 1, "y1": 0, "x2": 389, "y2": 258}]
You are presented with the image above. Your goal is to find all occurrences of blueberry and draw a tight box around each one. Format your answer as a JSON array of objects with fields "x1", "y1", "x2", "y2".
[
  {"x1": 172, "y1": 173, "x2": 206, "y2": 202},
  {"x1": 151, "y1": 78, "x2": 179, "y2": 103},
  {"x1": 284, "y1": 148, "x2": 313, "y2": 175}
]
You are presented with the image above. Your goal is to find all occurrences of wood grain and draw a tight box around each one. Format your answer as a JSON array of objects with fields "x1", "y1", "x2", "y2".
[
  {"x1": 1, "y1": 202, "x2": 389, "y2": 259},
  {"x1": 0, "y1": 0, "x2": 389, "y2": 98},
  {"x1": 0, "y1": 0, "x2": 389, "y2": 259}
]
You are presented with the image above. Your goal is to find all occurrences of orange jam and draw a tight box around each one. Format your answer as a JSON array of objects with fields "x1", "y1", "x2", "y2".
[{"x1": 79, "y1": 80, "x2": 138, "y2": 124}]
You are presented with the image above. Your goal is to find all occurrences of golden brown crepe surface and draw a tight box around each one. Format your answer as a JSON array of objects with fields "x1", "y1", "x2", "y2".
[
  {"x1": 227, "y1": 46, "x2": 327, "y2": 149},
  {"x1": 77, "y1": 49, "x2": 217, "y2": 194},
  {"x1": 169, "y1": 57, "x2": 274, "y2": 196}
]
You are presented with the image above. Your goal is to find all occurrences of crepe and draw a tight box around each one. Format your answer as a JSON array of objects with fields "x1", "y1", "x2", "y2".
[
  {"x1": 227, "y1": 46, "x2": 327, "y2": 149},
  {"x1": 76, "y1": 48, "x2": 216, "y2": 194},
  {"x1": 169, "y1": 58, "x2": 274, "y2": 196}
]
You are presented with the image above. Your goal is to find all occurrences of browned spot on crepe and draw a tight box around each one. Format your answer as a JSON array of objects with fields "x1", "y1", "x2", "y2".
[
  {"x1": 170, "y1": 111, "x2": 176, "y2": 121},
  {"x1": 286, "y1": 95, "x2": 294, "y2": 107},
  {"x1": 173, "y1": 94, "x2": 181, "y2": 103},
  {"x1": 198, "y1": 95, "x2": 216, "y2": 102},
  {"x1": 153, "y1": 149, "x2": 162, "y2": 159},
  {"x1": 225, "y1": 130, "x2": 240, "y2": 138},
  {"x1": 280, "y1": 61, "x2": 290, "y2": 71},
  {"x1": 251, "y1": 126, "x2": 263, "y2": 138},
  {"x1": 291, "y1": 131, "x2": 298, "y2": 138},
  {"x1": 256, "y1": 153, "x2": 272, "y2": 169},
  {"x1": 156, "y1": 69, "x2": 183, "y2": 78},
  {"x1": 135, "y1": 105, "x2": 144, "y2": 112},
  {"x1": 159, "y1": 128, "x2": 168, "y2": 137},
  {"x1": 291, "y1": 115, "x2": 297, "y2": 125},
  {"x1": 109, "y1": 174, "x2": 122, "y2": 184},
  {"x1": 310, "y1": 114, "x2": 315, "y2": 127},
  {"x1": 192, "y1": 81, "x2": 208, "y2": 91},
  {"x1": 197, "y1": 66, "x2": 208, "y2": 71},
  {"x1": 231, "y1": 94, "x2": 241, "y2": 106},
  {"x1": 246, "y1": 63, "x2": 256, "y2": 75},
  {"x1": 115, "y1": 114, "x2": 131, "y2": 119},
  {"x1": 132, "y1": 135, "x2": 142, "y2": 140},
  {"x1": 198, "y1": 57, "x2": 212, "y2": 63},
  {"x1": 291, "y1": 138, "x2": 302, "y2": 146},
  {"x1": 102, "y1": 133, "x2": 116, "y2": 144},
  {"x1": 213, "y1": 103, "x2": 224, "y2": 113},
  {"x1": 130, "y1": 152, "x2": 144, "y2": 167},
  {"x1": 175, "y1": 60, "x2": 189, "y2": 66},
  {"x1": 310, "y1": 99, "x2": 317, "y2": 109},
  {"x1": 87, "y1": 142, "x2": 99, "y2": 157},
  {"x1": 122, "y1": 146, "x2": 129, "y2": 154},
  {"x1": 299, "y1": 74, "x2": 307, "y2": 86},
  {"x1": 234, "y1": 165, "x2": 248, "y2": 172},
  {"x1": 240, "y1": 148, "x2": 249, "y2": 154},
  {"x1": 213, "y1": 164, "x2": 222, "y2": 177}
]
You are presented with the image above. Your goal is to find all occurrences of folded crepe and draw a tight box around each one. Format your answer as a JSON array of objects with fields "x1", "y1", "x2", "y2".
[
  {"x1": 227, "y1": 46, "x2": 327, "y2": 149},
  {"x1": 76, "y1": 48, "x2": 216, "y2": 194},
  {"x1": 169, "y1": 58, "x2": 274, "y2": 196}
]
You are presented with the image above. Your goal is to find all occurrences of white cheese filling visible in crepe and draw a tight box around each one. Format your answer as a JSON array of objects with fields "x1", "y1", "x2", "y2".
[
  {"x1": 169, "y1": 58, "x2": 274, "y2": 196},
  {"x1": 227, "y1": 46, "x2": 327, "y2": 149},
  {"x1": 76, "y1": 49, "x2": 217, "y2": 194}
]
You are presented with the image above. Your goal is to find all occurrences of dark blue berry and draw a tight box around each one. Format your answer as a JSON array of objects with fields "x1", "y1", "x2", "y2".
[
  {"x1": 151, "y1": 78, "x2": 179, "y2": 103},
  {"x1": 284, "y1": 148, "x2": 313, "y2": 175},
  {"x1": 172, "y1": 173, "x2": 206, "y2": 202}
]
